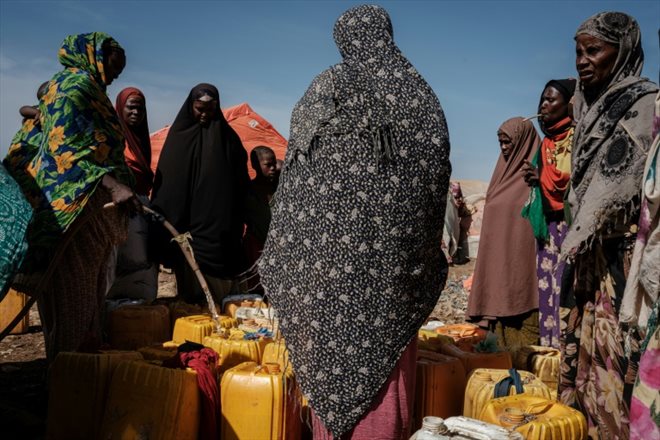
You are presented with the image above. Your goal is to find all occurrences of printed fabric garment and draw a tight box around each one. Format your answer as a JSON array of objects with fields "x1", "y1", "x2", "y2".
[
  {"x1": 259, "y1": 5, "x2": 450, "y2": 437},
  {"x1": 468, "y1": 118, "x2": 540, "y2": 319},
  {"x1": 0, "y1": 164, "x2": 33, "y2": 299},
  {"x1": 3, "y1": 118, "x2": 44, "y2": 208},
  {"x1": 559, "y1": 239, "x2": 641, "y2": 439},
  {"x1": 15, "y1": 32, "x2": 131, "y2": 282},
  {"x1": 561, "y1": 12, "x2": 658, "y2": 260},
  {"x1": 311, "y1": 338, "x2": 417, "y2": 440},
  {"x1": 621, "y1": 90, "x2": 660, "y2": 332},
  {"x1": 537, "y1": 220, "x2": 567, "y2": 348},
  {"x1": 630, "y1": 301, "x2": 660, "y2": 440}
]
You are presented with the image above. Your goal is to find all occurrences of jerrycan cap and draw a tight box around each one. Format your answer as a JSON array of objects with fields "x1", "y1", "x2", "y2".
[{"x1": 421, "y1": 416, "x2": 449, "y2": 434}]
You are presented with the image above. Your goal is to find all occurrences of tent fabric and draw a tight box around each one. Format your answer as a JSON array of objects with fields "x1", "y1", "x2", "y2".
[{"x1": 150, "y1": 103, "x2": 287, "y2": 178}]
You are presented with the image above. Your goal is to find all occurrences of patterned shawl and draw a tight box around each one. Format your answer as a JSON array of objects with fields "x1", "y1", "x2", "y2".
[
  {"x1": 17, "y1": 32, "x2": 131, "y2": 277},
  {"x1": 561, "y1": 12, "x2": 658, "y2": 259},
  {"x1": 621, "y1": 91, "x2": 660, "y2": 331},
  {"x1": 259, "y1": 5, "x2": 450, "y2": 436},
  {"x1": 0, "y1": 164, "x2": 32, "y2": 299},
  {"x1": 116, "y1": 87, "x2": 153, "y2": 196},
  {"x1": 468, "y1": 118, "x2": 540, "y2": 319}
]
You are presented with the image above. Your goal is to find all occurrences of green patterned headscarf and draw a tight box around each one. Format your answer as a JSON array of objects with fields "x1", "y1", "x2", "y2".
[{"x1": 17, "y1": 32, "x2": 131, "y2": 276}]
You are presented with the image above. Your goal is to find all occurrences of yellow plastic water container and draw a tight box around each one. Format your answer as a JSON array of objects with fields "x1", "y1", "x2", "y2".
[
  {"x1": 513, "y1": 345, "x2": 560, "y2": 398},
  {"x1": 413, "y1": 350, "x2": 467, "y2": 430},
  {"x1": 439, "y1": 343, "x2": 512, "y2": 375},
  {"x1": 168, "y1": 301, "x2": 204, "y2": 327},
  {"x1": 478, "y1": 395, "x2": 587, "y2": 440},
  {"x1": 0, "y1": 288, "x2": 29, "y2": 334},
  {"x1": 221, "y1": 361, "x2": 301, "y2": 440},
  {"x1": 261, "y1": 340, "x2": 291, "y2": 370},
  {"x1": 171, "y1": 314, "x2": 237, "y2": 344},
  {"x1": 99, "y1": 360, "x2": 200, "y2": 440},
  {"x1": 46, "y1": 351, "x2": 143, "y2": 440},
  {"x1": 203, "y1": 333, "x2": 270, "y2": 373},
  {"x1": 418, "y1": 328, "x2": 455, "y2": 352},
  {"x1": 108, "y1": 304, "x2": 171, "y2": 350},
  {"x1": 463, "y1": 368, "x2": 551, "y2": 419}
]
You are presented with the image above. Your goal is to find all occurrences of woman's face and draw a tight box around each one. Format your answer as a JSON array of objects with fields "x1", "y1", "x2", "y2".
[
  {"x1": 540, "y1": 86, "x2": 569, "y2": 128},
  {"x1": 122, "y1": 95, "x2": 145, "y2": 127},
  {"x1": 498, "y1": 132, "x2": 513, "y2": 159},
  {"x1": 575, "y1": 34, "x2": 618, "y2": 93},
  {"x1": 103, "y1": 49, "x2": 126, "y2": 86},
  {"x1": 192, "y1": 99, "x2": 218, "y2": 126}
]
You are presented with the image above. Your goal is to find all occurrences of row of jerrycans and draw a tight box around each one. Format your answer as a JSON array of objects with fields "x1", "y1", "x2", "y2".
[
  {"x1": 414, "y1": 350, "x2": 587, "y2": 440},
  {"x1": 46, "y1": 344, "x2": 303, "y2": 440}
]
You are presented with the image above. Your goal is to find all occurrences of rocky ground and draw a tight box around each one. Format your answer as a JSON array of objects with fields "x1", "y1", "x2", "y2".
[{"x1": 0, "y1": 259, "x2": 474, "y2": 438}]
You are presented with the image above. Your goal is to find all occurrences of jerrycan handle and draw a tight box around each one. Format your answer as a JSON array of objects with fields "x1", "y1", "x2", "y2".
[
  {"x1": 493, "y1": 368, "x2": 524, "y2": 398},
  {"x1": 524, "y1": 401, "x2": 554, "y2": 416}
]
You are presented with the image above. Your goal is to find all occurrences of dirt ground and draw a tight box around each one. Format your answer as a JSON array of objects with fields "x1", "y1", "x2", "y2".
[{"x1": 0, "y1": 259, "x2": 474, "y2": 438}]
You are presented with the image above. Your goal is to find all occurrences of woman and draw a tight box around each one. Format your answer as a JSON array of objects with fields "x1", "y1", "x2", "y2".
[
  {"x1": 106, "y1": 87, "x2": 157, "y2": 301},
  {"x1": 558, "y1": 12, "x2": 658, "y2": 438},
  {"x1": 10, "y1": 32, "x2": 134, "y2": 361},
  {"x1": 260, "y1": 5, "x2": 451, "y2": 438},
  {"x1": 151, "y1": 84, "x2": 249, "y2": 305},
  {"x1": 626, "y1": 88, "x2": 660, "y2": 440},
  {"x1": 467, "y1": 117, "x2": 541, "y2": 349},
  {"x1": 521, "y1": 79, "x2": 576, "y2": 349}
]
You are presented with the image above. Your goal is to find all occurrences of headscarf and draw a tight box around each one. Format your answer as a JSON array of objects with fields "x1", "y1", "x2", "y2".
[
  {"x1": 16, "y1": 32, "x2": 131, "y2": 276},
  {"x1": 468, "y1": 117, "x2": 540, "y2": 319},
  {"x1": 259, "y1": 5, "x2": 451, "y2": 436},
  {"x1": 561, "y1": 12, "x2": 659, "y2": 259},
  {"x1": 151, "y1": 84, "x2": 249, "y2": 278},
  {"x1": 115, "y1": 87, "x2": 153, "y2": 195},
  {"x1": 537, "y1": 78, "x2": 577, "y2": 212}
]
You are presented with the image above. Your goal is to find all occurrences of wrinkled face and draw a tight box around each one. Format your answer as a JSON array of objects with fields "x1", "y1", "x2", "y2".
[
  {"x1": 498, "y1": 132, "x2": 513, "y2": 159},
  {"x1": 539, "y1": 86, "x2": 569, "y2": 128},
  {"x1": 122, "y1": 95, "x2": 145, "y2": 127},
  {"x1": 192, "y1": 99, "x2": 218, "y2": 126},
  {"x1": 575, "y1": 34, "x2": 618, "y2": 93},
  {"x1": 257, "y1": 151, "x2": 277, "y2": 181},
  {"x1": 103, "y1": 49, "x2": 126, "y2": 86}
]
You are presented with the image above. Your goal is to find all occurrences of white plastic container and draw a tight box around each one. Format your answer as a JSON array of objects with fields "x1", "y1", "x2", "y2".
[{"x1": 410, "y1": 416, "x2": 524, "y2": 440}]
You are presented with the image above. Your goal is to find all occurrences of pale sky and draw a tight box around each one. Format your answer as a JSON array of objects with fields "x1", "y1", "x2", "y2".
[{"x1": 1, "y1": 0, "x2": 658, "y2": 180}]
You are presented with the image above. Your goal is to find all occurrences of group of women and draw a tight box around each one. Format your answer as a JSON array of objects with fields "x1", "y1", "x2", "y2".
[
  {"x1": 0, "y1": 4, "x2": 657, "y2": 439},
  {"x1": 468, "y1": 11, "x2": 659, "y2": 440},
  {"x1": 1, "y1": 33, "x2": 250, "y2": 360}
]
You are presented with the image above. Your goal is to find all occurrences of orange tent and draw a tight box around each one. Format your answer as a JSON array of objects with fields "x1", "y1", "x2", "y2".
[{"x1": 150, "y1": 103, "x2": 288, "y2": 178}]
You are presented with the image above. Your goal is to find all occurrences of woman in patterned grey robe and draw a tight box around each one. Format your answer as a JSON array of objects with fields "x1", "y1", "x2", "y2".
[{"x1": 260, "y1": 5, "x2": 451, "y2": 438}]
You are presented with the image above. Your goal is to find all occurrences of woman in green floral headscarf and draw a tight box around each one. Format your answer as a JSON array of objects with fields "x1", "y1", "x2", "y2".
[{"x1": 11, "y1": 32, "x2": 135, "y2": 361}]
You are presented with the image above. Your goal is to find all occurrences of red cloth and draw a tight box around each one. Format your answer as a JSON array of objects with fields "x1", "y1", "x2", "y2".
[
  {"x1": 539, "y1": 117, "x2": 572, "y2": 212},
  {"x1": 178, "y1": 348, "x2": 220, "y2": 440},
  {"x1": 115, "y1": 87, "x2": 153, "y2": 195},
  {"x1": 311, "y1": 338, "x2": 417, "y2": 439}
]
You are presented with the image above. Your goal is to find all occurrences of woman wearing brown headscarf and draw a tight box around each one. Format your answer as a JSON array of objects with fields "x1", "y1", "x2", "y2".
[
  {"x1": 106, "y1": 87, "x2": 157, "y2": 301},
  {"x1": 558, "y1": 12, "x2": 658, "y2": 438},
  {"x1": 467, "y1": 117, "x2": 541, "y2": 349}
]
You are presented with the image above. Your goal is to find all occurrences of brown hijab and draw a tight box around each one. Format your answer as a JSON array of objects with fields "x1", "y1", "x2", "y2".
[{"x1": 467, "y1": 117, "x2": 541, "y2": 319}]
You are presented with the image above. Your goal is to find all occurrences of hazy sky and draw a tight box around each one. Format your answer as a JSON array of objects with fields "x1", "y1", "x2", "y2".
[{"x1": 1, "y1": 0, "x2": 658, "y2": 180}]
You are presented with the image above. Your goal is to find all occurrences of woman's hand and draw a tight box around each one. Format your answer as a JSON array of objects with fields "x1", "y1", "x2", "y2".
[
  {"x1": 521, "y1": 160, "x2": 540, "y2": 187},
  {"x1": 101, "y1": 174, "x2": 140, "y2": 211}
]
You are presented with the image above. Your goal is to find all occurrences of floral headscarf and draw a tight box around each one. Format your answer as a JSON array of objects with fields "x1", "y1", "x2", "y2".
[{"x1": 16, "y1": 32, "x2": 131, "y2": 277}]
